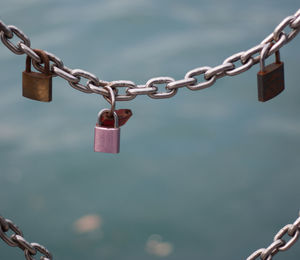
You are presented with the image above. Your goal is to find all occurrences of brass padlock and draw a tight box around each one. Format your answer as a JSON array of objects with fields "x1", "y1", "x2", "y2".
[
  {"x1": 22, "y1": 49, "x2": 52, "y2": 102},
  {"x1": 257, "y1": 45, "x2": 284, "y2": 102}
]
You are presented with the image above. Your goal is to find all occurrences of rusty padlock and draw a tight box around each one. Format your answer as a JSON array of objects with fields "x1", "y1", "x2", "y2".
[
  {"x1": 22, "y1": 49, "x2": 52, "y2": 102},
  {"x1": 94, "y1": 109, "x2": 120, "y2": 153},
  {"x1": 257, "y1": 45, "x2": 284, "y2": 102},
  {"x1": 100, "y1": 109, "x2": 132, "y2": 127}
]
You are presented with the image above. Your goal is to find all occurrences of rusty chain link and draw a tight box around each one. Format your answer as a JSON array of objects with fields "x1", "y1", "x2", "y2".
[
  {"x1": 0, "y1": 216, "x2": 52, "y2": 260},
  {"x1": 0, "y1": 9, "x2": 299, "y2": 102}
]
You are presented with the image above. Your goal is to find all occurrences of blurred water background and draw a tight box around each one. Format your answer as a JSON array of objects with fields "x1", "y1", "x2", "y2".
[{"x1": 1, "y1": 0, "x2": 300, "y2": 259}]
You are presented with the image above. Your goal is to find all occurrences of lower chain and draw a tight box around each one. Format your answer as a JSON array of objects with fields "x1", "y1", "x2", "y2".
[{"x1": 0, "y1": 212, "x2": 300, "y2": 260}]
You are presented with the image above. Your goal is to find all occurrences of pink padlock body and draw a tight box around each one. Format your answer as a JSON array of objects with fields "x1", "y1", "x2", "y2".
[{"x1": 94, "y1": 125, "x2": 120, "y2": 153}]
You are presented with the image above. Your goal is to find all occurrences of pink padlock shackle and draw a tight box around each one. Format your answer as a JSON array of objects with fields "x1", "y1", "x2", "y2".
[
  {"x1": 97, "y1": 83, "x2": 119, "y2": 127},
  {"x1": 103, "y1": 83, "x2": 116, "y2": 113},
  {"x1": 97, "y1": 109, "x2": 119, "y2": 127}
]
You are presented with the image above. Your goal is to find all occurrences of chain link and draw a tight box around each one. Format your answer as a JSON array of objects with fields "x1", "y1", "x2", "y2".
[
  {"x1": 246, "y1": 212, "x2": 300, "y2": 260},
  {"x1": 0, "y1": 25, "x2": 30, "y2": 55},
  {"x1": 0, "y1": 216, "x2": 52, "y2": 260},
  {"x1": 0, "y1": 8, "x2": 299, "y2": 102},
  {"x1": 1, "y1": 212, "x2": 300, "y2": 260},
  {"x1": 185, "y1": 66, "x2": 217, "y2": 90}
]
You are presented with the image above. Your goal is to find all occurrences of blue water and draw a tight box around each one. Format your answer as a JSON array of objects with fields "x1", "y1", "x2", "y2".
[{"x1": 1, "y1": 1, "x2": 300, "y2": 259}]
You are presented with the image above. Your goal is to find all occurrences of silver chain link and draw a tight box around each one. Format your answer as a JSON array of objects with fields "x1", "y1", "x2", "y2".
[
  {"x1": 0, "y1": 9, "x2": 299, "y2": 102},
  {"x1": 0, "y1": 215, "x2": 52, "y2": 260},
  {"x1": 246, "y1": 212, "x2": 300, "y2": 260},
  {"x1": 1, "y1": 212, "x2": 300, "y2": 260}
]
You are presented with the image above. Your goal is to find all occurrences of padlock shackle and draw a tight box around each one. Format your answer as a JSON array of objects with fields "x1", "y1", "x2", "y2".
[
  {"x1": 275, "y1": 51, "x2": 281, "y2": 64},
  {"x1": 260, "y1": 43, "x2": 281, "y2": 72},
  {"x1": 103, "y1": 84, "x2": 116, "y2": 113},
  {"x1": 260, "y1": 44, "x2": 270, "y2": 72},
  {"x1": 97, "y1": 109, "x2": 119, "y2": 128},
  {"x1": 25, "y1": 49, "x2": 51, "y2": 75}
]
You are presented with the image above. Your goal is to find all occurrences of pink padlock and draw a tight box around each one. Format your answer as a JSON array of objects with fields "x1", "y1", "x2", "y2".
[{"x1": 94, "y1": 109, "x2": 120, "y2": 153}]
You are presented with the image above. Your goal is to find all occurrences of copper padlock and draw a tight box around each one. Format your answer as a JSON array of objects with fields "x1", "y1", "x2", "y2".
[
  {"x1": 257, "y1": 45, "x2": 284, "y2": 102},
  {"x1": 22, "y1": 49, "x2": 52, "y2": 102}
]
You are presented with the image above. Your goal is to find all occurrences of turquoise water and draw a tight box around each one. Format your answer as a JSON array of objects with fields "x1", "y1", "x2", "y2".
[{"x1": 1, "y1": 1, "x2": 300, "y2": 259}]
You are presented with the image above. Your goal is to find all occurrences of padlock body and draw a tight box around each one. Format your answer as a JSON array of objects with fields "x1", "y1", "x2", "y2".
[
  {"x1": 257, "y1": 62, "x2": 284, "y2": 102},
  {"x1": 22, "y1": 71, "x2": 52, "y2": 102},
  {"x1": 94, "y1": 125, "x2": 120, "y2": 153}
]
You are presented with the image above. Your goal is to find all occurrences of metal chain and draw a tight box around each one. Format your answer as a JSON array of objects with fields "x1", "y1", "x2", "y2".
[
  {"x1": 247, "y1": 212, "x2": 300, "y2": 260},
  {"x1": 1, "y1": 212, "x2": 300, "y2": 260},
  {"x1": 0, "y1": 9, "x2": 299, "y2": 102},
  {"x1": 0, "y1": 215, "x2": 52, "y2": 260}
]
